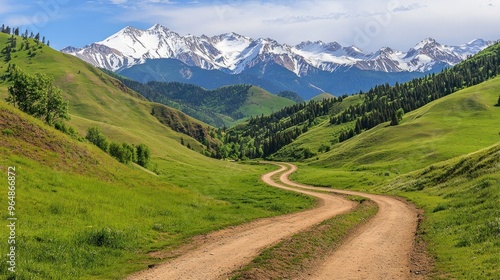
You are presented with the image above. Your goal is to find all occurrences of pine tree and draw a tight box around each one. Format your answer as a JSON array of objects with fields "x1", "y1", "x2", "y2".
[
  {"x1": 390, "y1": 112, "x2": 399, "y2": 126},
  {"x1": 4, "y1": 49, "x2": 11, "y2": 62}
]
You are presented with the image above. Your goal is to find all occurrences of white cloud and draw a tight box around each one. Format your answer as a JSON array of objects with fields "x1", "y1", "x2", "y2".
[
  {"x1": 391, "y1": 3, "x2": 426, "y2": 12},
  {"x1": 110, "y1": 0, "x2": 127, "y2": 4}
]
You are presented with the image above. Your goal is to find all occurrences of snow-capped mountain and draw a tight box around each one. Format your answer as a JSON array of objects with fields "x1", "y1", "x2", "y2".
[
  {"x1": 61, "y1": 24, "x2": 494, "y2": 76},
  {"x1": 61, "y1": 24, "x2": 496, "y2": 99}
]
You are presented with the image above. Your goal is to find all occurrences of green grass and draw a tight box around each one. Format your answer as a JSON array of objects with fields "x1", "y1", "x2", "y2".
[
  {"x1": 0, "y1": 33, "x2": 315, "y2": 279},
  {"x1": 380, "y1": 145, "x2": 500, "y2": 279},
  {"x1": 311, "y1": 77, "x2": 500, "y2": 173},
  {"x1": 228, "y1": 86, "x2": 295, "y2": 126}
]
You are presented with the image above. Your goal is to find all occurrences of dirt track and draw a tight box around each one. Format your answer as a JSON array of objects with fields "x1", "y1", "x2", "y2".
[
  {"x1": 126, "y1": 163, "x2": 356, "y2": 280},
  {"x1": 127, "y1": 163, "x2": 418, "y2": 279},
  {"x1": 281, "y1": 163, "x2": 418, "y2": 279}
]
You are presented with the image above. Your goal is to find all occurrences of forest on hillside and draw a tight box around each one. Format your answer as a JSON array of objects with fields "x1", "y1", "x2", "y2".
[{"x1": 215, "y1": 41, "x2": 500, "y2": 160}]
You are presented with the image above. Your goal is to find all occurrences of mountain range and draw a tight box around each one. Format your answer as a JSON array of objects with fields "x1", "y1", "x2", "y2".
[{"x1": 62, "y1": 24, "x2": 495, "y2": 99}]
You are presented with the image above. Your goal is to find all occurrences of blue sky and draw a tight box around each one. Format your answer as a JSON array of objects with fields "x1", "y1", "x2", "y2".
[{"x1": 1, "y1": 0, "x2": 499, "y2": 52}]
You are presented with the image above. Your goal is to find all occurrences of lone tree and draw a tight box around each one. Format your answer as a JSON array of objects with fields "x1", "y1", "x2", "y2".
[
  {"x1": 390, "y1": 108, "x2": 405, "y2": 126},
  {"x1": 6, "y1": 66, "x2": 69, "y2": 125}
]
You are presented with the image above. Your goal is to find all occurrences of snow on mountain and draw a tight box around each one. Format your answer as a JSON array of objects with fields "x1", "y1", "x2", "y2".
[{"x1": 62, "y1": 24, "x2": 494, "y2": 76}]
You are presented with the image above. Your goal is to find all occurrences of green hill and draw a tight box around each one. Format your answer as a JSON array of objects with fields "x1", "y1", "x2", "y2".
[
  {"x1": 311, "y1": 92, "x2": 336, "y2": 101},
  {"x1": 288, "y1": 74, "x2": 500, "y2": 279},
  {"x1": 276, "y1": 90, "x2": 304, "y2": 103},
  {"x1": 113, "y1": 75, "x2": 295, "y2": 127},
  {"x1": 293, "y1": 76, "x2": 500, "y2": 174},
  {"x1": 0, "y1": 32, "x2": 314, "y2": 279},
  {"x1": 379, "y1": 144, "x2": 500, "y2": 279},
  {"x1": 240, "y1": 86, "x2": 296, "y2": 117}
]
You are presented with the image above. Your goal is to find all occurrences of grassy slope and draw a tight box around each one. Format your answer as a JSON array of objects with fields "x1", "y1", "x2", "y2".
[
  {"x1": 0, "y1": 35, "x2": 206, "y2": 152},
  {"x1": 271, "y1": 94, "x2": 364, "y2": 161},
  {"x1": 294, "y1": 76, "x2": 500, "y2": 177},
  {"x1": 227, "y1": 86, "x2": 295, "y2": 126},
  {"x1": 310, "y1": 92, "x2": 336, "y2": 101},
  {"x1": 290, "y1": 77, "x2": 500, "y2": 278},
  {"x1": 381, "y1": 145, "x2": 500, "y2": 279},
  {"x1": 0, "y1": 34, "x2": 314, "y2": 279}
]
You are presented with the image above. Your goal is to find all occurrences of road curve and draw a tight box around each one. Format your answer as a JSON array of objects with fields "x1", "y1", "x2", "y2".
[
  {"x1": 126, "y1": 163, "x2": 355, "y2": 280},
  {"x1": 282, "y1": 163, "x2": 419, "y2": 280}
]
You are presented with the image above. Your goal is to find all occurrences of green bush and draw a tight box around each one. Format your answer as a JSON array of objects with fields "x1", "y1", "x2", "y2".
[
  {"x1": 109, "y1": 142, "x2": 135, "y2": 164},
  {"x1": 86, "y1": 126, "x2": 109, "y2": 153},
  {"x1": 136, "y1": 143, "x2": 150, "y2": 167}
]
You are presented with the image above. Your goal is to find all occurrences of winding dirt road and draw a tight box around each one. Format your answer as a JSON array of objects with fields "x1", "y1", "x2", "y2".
[
  {"x1": 126, "y1": 163, "x2": 355, "y2": 280},
  {"x1": 126, "y1": 163, "x2": 418, "y2": 280},
  {"x1": 281, "y1": 163, "x2": 419, "y2": 279}
]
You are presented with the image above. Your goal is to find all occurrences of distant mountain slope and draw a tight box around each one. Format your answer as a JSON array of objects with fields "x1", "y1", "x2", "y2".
[
  {"x1": 291, "y1": 79, "x2": 500, "y2": 279},
  {"x1": 61, "y1": 24, "x2": 495, "y2": 98}
]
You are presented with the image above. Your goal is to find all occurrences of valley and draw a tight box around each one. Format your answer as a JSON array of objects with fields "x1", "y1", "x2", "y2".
[{"x1": 0, "y1": 21, "x2": 499, "y2": 280}]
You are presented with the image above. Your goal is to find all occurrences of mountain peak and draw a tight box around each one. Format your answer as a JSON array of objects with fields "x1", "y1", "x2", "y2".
[
  {"x1": 414, "y1": 37, "x2": 439, "y2": 49},
  {"x1": 148, "y1": 23, "x2": 169, "y2": 31},
  {"x1": 379, "y1": 47, "x2": 395, "y2": 54},
  {"x1": 149, "y1": 23, "x2": 161, "y2": 29},
  {"x1": 466, "y1": 38, "x2": 487, "y2": 46},
  {"x1": 120, "y1": 25, "x2": 141, "y2": 33}
]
